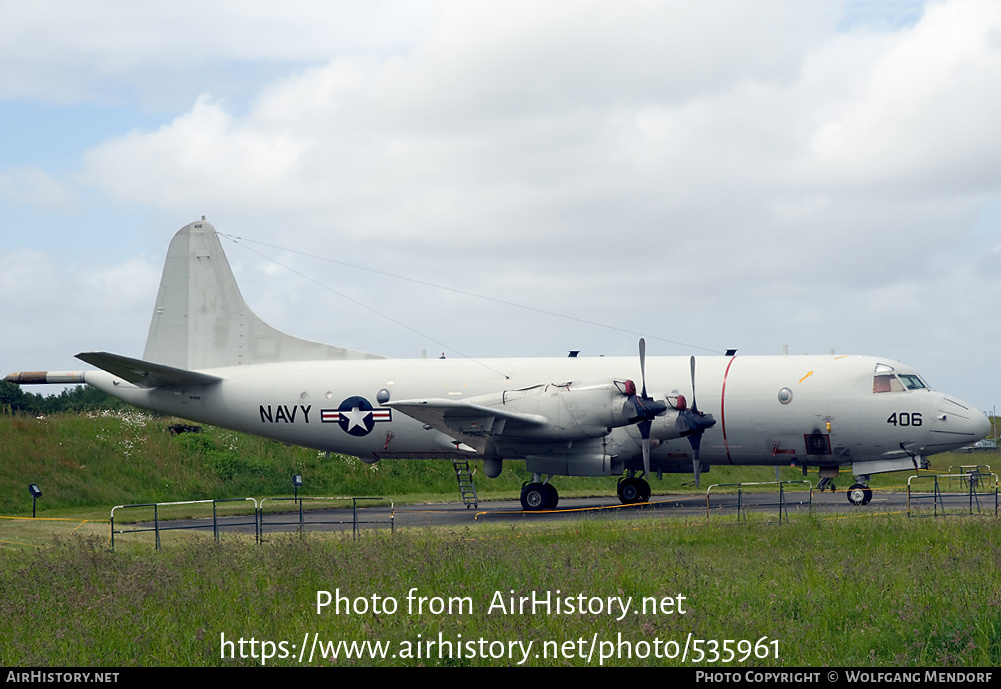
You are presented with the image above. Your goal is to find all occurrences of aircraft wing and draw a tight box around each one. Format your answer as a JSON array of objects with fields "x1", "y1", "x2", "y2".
[
  {"x1": 386, "y1": 398, "x2": 547, "y2": 440},
  {"x1": 76, "y1": 351, "x2": 222, "y2": 388}
]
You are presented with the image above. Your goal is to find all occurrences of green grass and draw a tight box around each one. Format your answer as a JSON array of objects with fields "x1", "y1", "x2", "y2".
[{"x1": 0, "y1": 516, "x2": 998, "y2": 667}]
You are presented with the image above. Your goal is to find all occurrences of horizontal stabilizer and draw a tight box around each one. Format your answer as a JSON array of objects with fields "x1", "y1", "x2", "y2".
[{"x1": 76, "y1": 351, "x2": 222, "y2": 389}]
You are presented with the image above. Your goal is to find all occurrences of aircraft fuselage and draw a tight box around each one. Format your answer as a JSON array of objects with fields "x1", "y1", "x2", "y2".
[{"x1": 83, "y1": 352, "x2": 985, "y2": 477}]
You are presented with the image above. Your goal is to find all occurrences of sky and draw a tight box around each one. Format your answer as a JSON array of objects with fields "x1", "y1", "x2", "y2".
[{"x1": 1, "y1": 0, "x2": 999, "y2": 412}]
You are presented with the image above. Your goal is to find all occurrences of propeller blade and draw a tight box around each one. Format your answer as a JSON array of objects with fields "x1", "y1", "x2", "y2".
[
  {"x1": 689, "y1": 355, "x2": 698, "y2": 413},
  {"x1": 639, "y1": 337, "x2": 648, "y2": 398},
  {"x1": 630, "y1": 338, "x2": 667, "y2": 477},
  {"x1": 689, "y1": 427, "x2": 703, "y2": 487},
  {"x1": 686, "y1": 354, "x2": 710, "y2": 488},
  {"x1": 625, "y1": 337, "x2": 667, "y2": 423},
  {"x1": 639, "y1": 418, "x2": 652, "y2": 476}
]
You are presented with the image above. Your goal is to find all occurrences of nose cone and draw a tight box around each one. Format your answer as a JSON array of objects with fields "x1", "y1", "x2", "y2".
[
  {"x1": 929, "y1": 395, "x2": 991, "y2": 453},
  {"x1": 975, "y1": 408, "x2": 992, "y2": 440}
]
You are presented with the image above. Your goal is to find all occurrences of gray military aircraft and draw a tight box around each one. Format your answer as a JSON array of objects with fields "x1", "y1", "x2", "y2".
[{"x1": 6, "y1": 219, "x2": 991, "y2": 509}]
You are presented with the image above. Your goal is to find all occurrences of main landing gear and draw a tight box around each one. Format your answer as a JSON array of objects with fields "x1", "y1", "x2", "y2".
[
  {"x1": 520, "y1": 472, "x2": 654, "y2": 511},
  {"x1": 617, "y1": 473, "x2": 651, "y2": 504},
  {"x1": 521, "y1": 477, "x2": 559, "y2": 511}
]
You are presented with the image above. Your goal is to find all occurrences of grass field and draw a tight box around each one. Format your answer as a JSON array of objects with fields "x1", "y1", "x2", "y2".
[
  {"x1": 1, "y1": 410, "x2": 998, "y2": 667},
  {"x1": 2, "y1": 515, "x2": 999, "y2": 667}
]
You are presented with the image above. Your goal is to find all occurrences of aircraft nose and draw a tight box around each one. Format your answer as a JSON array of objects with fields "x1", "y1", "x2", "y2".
[
  {"x1": 975, "y1": 407, "x2": 992, "y2": 440},
  {"x1": 931, "y1": 395, "x2": 991, "y2": 451}
]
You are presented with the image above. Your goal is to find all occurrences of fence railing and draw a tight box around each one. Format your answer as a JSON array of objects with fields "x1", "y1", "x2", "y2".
[
  {"x1": 907, "y1": 473, "x2": 998, "y2": 517},
  {"x1": 705, "y1": 480, "x2": 813, "y2": 522},
  {"x1": 259, "y1": 497, "x2": 394, "y2": 540},
  {"x1": 110, "y1": 496, "x2": 394, "y2": 551}
]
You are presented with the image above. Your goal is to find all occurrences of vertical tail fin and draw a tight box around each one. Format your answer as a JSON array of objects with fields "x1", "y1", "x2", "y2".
[{"x1": 143, "y1": 219, "x2": 385, "y2": 370}]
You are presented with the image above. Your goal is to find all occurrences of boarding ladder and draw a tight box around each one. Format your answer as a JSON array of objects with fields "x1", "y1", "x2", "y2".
[{"x1": 453, "y1": 459, "x2": 478, "y2": 508}]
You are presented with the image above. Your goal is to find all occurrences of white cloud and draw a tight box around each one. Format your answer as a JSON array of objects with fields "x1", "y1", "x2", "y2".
[
  {"x1": 0, "y1": 168, "x2": 77, "y2": 210},
  {"x1": 0, "y1": 0, "x2": 430, "y2": 103},
  {"x1": 810, "y1": 0, "x2": 1001, "y2": 192},
  {"x1": 0, "y1": 250, "x2": 159, "y2": 372},
  {"x1": 74, "y1": 1, "x2": 1001, "y2": 254},
  {"x1": 84, "y1": 95, "x2": 303, "y2": 209}
]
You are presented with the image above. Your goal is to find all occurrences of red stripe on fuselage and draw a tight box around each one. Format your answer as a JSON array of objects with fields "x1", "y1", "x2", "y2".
[{"x1": 720, "y1": 356, "x2": 738, "y2": 464}]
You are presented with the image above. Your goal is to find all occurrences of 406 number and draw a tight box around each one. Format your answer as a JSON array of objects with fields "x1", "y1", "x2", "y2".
[{"x1": 887, "y1": 412, "x2": 922, "y2": 427}]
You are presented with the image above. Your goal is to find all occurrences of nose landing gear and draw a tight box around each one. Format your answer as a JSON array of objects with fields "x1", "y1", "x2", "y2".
[
  {"x1": 847, "y1": 480, "x2": 873, "y2": 506},
  {"x1": 816, "y1": 467, "x2": 873, "y2": 506}
]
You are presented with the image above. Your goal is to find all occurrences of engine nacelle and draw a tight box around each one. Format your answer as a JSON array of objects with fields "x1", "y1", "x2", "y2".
[
  {"x1": 469, "y1": 380, "x2": 639, "y2": 441},
  {"x1": 647, "y1": 408, "x2": 686, "y2": 441},
  {"x1": 526, "y1": 452, "x2": 623, "y2": 477}
]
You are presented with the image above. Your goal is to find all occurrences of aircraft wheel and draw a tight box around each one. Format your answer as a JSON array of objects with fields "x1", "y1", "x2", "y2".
[
  {"x1": 847, "y1": 483, "x2": 872, "y2": 506},
  {"x1": 521, "y1": 483, "x2": 549, "y2": 511},
  {"x1": 638, "y1": 478, "x2": 651, "y2": 502},
  {"x1": 617, "y1": 478, "x2": 642, "y2": 504},
  {"x1": 544, "y1": 483, "x2": 559, "y2": 510}
]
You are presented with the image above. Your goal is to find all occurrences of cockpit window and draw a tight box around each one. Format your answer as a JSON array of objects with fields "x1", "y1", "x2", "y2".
[
  {"x1": 873, "y1": 374, "x2": 903, "y2": 393},
  {"x1": 898, "y1": 374, "x2": 926, "y2": 390},
  {"x1": 873, "y1": 373, "x2": 928, "y2": 393}
]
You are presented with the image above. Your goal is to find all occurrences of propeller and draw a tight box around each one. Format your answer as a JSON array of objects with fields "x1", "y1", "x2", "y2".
[
  {"x1": 677, "y1": 355, "x2": 716, "y2": 487},
  {"x1": 624, "y1": 338, "x2": 668, "y2": 477}
]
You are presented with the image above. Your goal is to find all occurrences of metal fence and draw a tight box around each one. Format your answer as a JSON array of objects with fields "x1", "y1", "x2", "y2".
[
  {"x1": 907, "y1": 472, "x2": 999, "y2": 517},
  {"x1": 946, "y1": 465, "x2": 993, "y2": 491},
  {"x1": 110, "y1": 496, "x2": 394, "y2": 551},
  {"x1": 259, "y1": 497, "x2": 394, "y2": 541},
  {"x1": 705, "y1": 480, "x2": 813, "y2": 522}
]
